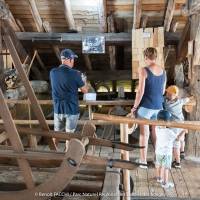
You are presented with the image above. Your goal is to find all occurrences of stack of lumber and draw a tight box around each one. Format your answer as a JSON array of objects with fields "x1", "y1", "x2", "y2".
[{"x1": 132, "y1": 27, "x2": 164, "y2": 79}]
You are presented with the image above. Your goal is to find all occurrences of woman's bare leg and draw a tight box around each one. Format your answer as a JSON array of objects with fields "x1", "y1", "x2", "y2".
[
  {"x1": 151, "y1": 125, "x2": 156, "y2": 149},
  {"x1": 140, "y1": 124, "x2": 150, "y2": 162}
]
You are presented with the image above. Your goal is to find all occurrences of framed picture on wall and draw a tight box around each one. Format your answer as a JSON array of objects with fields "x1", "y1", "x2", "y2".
[{"x1": 82, "y1": 36, "x2": 105, "y2": 54}]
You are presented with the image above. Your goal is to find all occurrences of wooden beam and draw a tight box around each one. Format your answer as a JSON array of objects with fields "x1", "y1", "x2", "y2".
[
  {"x1": 27, "y1": 50, "x2": 37, "y2": 76},
  {"x1": 2, "y1": 20, "x2": 44, "y2": 80},
  {"x1": 83, "y1": 54, "x2": 92, "y2": 71},
  {"x1": 1, "y1": 0, "x2": 20, "y2": 32},
  {"x1": 177, "y1": 20, "x2": 190, "y2": 61},
  {"x1": 3, "y1": 35, "x2": 56, "y2": 150},
  {"x1": 107, "y1": 14, "x2": 116, "y2": 70},
  {"x1": 164, "y1": 0, "x2": 175, "y2": 32},
  {"x1": 9, "y1": 126, "x2": 143, "y2": 151},
  {"x1": 15, "y1": 18, "x2": 26, "y2": 32},
  {"x1": 43, "y1": 21, "x2": 61, "y2": 61},
  {"x1": 27, "y1": 0, "x2": 44, "y2": 32},
  {"x1": 63, "y1": 0, "x2": 76, "y2": 31},
  {"x1": 16, "y1": 32, "x2": 180, "y2": 45},
  {"x1": 0, "y1": 132, "x2": 7, "y2": 143},
  {"x1": 170, "y1": 19, "x2": 179, "y2": 32},
  {"x1": 133, "y1": 0, "x2": 142, "y2": 29},
  {"x1": 98, "y1": 0, "x2": 107, "y2": 32},
  {"x1": 141, "y1": 15, "x2": 148, "y2": 29},
  {"x1": 92, "y1": 113, "x2": 200, "y2": 131},
  {"x1": 0, "y1": 149, "x2": 143, "y2": 170},
  {"x1": 5, "y1": 99, "x2": 135, "y2": 106},
  {"x1": 0, "y1": 89, "x2": 35, "y2": 189}
]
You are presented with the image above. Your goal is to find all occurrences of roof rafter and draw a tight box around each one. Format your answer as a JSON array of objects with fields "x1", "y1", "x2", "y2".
[
  {"x1": 164, "y1": 0, "x2": 175, "y2": 32},
  {"x1": 133, "y1": 0, "x2": 142, "y2": 29},
  {"x1": 63, "y1": 0, "x2": 76, "y2": 31}
]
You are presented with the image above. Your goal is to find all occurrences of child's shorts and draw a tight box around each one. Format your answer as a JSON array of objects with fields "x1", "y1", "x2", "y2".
[{"x1": 155, "y1": 154, "x2": 172, "y2": 169}]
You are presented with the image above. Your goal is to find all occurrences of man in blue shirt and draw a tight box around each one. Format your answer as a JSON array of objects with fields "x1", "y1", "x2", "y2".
[{"x1": 50, "y1": 49, "x2": 88, "y2": 149}]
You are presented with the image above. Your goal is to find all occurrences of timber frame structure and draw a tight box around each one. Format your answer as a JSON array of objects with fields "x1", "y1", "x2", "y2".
[{"x1": 0, "y1": 0, "x2": 200, "y2": 200}]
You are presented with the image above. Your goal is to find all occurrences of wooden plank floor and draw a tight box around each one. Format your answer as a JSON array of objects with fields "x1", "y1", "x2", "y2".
[{"x1": 93, "y1": 129, "x2": 200, "y2": 200}]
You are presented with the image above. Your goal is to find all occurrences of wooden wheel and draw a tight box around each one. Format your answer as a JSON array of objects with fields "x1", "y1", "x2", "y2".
[{"x1": 0, "y1": 89, "x2": 85, "y2": 200}]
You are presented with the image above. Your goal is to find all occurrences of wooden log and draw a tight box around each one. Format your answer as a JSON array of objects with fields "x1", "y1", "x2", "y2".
[{"x1": 92, "y1": 113, "x2": 200, "y2": 131}]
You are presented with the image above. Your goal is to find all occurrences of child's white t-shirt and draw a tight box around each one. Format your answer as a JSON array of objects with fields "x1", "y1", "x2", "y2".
[{"x1": 155, "y1": 127, "x2": 177, "y2": 155}]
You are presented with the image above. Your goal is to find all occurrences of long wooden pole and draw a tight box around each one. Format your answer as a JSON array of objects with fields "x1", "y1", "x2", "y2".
[
  {"x1": 92, "y1": 113, "x2": 200, "y2": 131},
  {"x1": 0, "y1": 149, "x2": 143, "y2": 170},
  {"x1": 0, "y1": 126, "x2": 143, "y2": 151}
]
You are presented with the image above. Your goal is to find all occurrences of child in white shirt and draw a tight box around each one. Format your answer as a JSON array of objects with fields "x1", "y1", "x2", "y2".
[
  {"x1": 155, "y1": 110, "x2": 177, "y2": 189},
  {"x1": 164, "y1": 85, "x2": 193, "y2": 168}
]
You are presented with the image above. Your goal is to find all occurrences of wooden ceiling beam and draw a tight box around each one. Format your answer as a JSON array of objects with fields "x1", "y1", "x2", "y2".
[
  {"x1": 27, "y1": 0, "x2": 44, "y2": 32},
  {"x1": 98, "y1": 0, "x2": 107, "y2": 32},
  {"x1": 1, "y1": 0, "x2": 20, "y2": 32},
  {"x1": 63, "y1": 0, "x2": 76, "y2": 31},
  {"x1": 164, "y1": 0, "x2": 175, "y2": 32},
  {"x1": 133, "y1": 0, "x2": 142, "y2": 29},
  {"x1": 16, "y1": 32, "x2": 181, "y2": 45}
]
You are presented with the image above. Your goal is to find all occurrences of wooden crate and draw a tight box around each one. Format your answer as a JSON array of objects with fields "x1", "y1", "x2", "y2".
[{"x1": 132, "y1": 27, "x2": 164, "y2": 79}]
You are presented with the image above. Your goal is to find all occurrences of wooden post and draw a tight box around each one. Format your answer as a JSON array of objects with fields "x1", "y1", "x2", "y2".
[
  {"x1": 107, "y1": 14, "x2": 116, "y2": 71},
  {"x1": 187, "y1": 1, "x2": 200, "y2": 157},
  {"x1": 27, "y1": 102, "x2": 37, "y2": 149},
  {"x1": 88, "y1": 105, "x2": 92, "y2": 120},
  {"x1": 120, "y1": 124, "x2": 131, "y2": 200}
]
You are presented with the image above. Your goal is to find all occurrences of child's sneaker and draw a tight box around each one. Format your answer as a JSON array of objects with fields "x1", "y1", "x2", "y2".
[
  {"x1": 172, "y1": 161, "x2": 181, "y2": 169},
  {"x1": 161, "y1": 182, "x2": 174, "y2": 189},
  {"x1": 180, "y1": 151, "x2": 185, "y2": 160}
]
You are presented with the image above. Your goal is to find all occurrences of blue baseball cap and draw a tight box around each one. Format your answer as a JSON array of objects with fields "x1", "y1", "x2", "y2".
[
  {"x1": 157, "y1": 110, "x2": 172, "y2": 121},
  {"x1": 60, "y1": 49, "x2": 78, "y2": 60}
]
